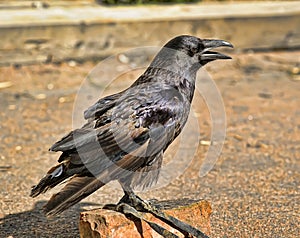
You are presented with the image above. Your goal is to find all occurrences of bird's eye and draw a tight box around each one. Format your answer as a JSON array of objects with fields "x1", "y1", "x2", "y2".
[
  {"x1": 191, "y1": 46, "x2": 198, "y2": 53},
  {"x1": 188, "y1": 45, "x2": 199, "y2": 57},
  {"x1": 198, "y1": 43, "x2": 204, "y2": 51}
]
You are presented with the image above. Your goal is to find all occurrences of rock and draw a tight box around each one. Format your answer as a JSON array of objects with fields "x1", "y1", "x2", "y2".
[{"x1": 79, "y1": 199, "x2": 211, "y2": 238}]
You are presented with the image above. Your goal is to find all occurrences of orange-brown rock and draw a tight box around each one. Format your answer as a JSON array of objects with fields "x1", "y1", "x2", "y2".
[{"x1": 79, "y1": 199, "x2": 211, "y2": 238}]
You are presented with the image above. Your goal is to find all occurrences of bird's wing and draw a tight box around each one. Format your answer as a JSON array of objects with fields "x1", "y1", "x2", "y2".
[
  {"x1": 99, "y1": 83, "x2": 187, "y2": 171},
  {"x1": 34, "y1": 84, "x2": 187, "y2": 216},
  {"x1": 50, "y1": 83, "x2": 186, "y2": 175},
  {"x1": 83, "y1": 91, "x2": 123, "y2": 120}
]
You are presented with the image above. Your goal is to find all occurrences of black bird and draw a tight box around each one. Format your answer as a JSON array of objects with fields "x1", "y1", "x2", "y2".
[{"x1": 31, "y1": 35, "x2": 232, "y2": 237}]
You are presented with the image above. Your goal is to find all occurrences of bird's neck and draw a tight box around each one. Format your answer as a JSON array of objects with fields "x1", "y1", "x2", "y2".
[
  {"x1": 176, "y1": 70, "x2": 196, "y2": 103},
  {"x1": 134, "y1": 65, "x2": 197, "y2": 103}
]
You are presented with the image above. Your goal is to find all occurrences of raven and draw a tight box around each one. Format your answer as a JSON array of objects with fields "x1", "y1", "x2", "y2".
[{"x1": 31, "y1": 35, "x2": 232, "y2": 236}]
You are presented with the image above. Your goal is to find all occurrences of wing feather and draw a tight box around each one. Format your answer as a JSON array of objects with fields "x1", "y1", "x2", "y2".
[{"x1": 34, "y1": 83, "x2": 188, "y2": 216}]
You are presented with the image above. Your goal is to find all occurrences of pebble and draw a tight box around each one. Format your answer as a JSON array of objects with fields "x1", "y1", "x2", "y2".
[
  {"x1": 257, "y1": 141, "x2": 268, "y2": 149},
  {"x1": 47, "y1": 83, "x2": 54, "y2": 90},
  {"x1": 15, "y1": 146, "x2": 22, "y2": 151},
  {"x1": 68, "y1": 60, "x2": 77, "y2": 67},
  {"x1": 291, "y1": 66, "x2": 299, "y2": 75},
  {"x1": 0, "y1": 81, "x2": 13, "y2": 89},
  {"x1": 233, "y1": 134, "x2": 243, "y2": 141},
  {"x1": 200, "y1": 140, "x2": 211, "y2": 146},
  {"x1": 59, "y1": 97, "x2": 66, "y2": 103},
  {"x1": 35, "y1": 93, "x2": 46, "y2": 100},
  {"x1": 248, "y1": 115, "x2": 254, "y2": 121}
]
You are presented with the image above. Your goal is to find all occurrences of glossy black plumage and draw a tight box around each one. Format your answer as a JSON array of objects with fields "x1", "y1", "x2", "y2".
[{"x1": 30, "y1": 35, "x2": 233, "y2": 217}]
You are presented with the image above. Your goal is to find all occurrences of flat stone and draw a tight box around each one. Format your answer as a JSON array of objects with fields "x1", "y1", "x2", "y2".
[{"x1": 79, "y1": 199, "x2": 211, "y2": 238}]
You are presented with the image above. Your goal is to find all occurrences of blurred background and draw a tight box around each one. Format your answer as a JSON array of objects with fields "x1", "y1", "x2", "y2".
[{"x1": 0, "y1": 1, "x2": 299, "y2": 237}]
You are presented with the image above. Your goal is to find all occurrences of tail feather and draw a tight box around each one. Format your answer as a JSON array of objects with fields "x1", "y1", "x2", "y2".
[
  {"x1": 43, "y1": 176, "x2": 104, "y2": 217},
  {"x1": 30, "y1": 164, "x2": 69, "y2": 198}
]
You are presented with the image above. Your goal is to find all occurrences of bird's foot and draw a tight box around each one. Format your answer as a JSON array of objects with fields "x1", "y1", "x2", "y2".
[
  {"x1": 117, "y1": 191, "x2": 157, "y2": 213},
  {"x1": 109, "y1": 192, "x2": 210, "y2": 238}
]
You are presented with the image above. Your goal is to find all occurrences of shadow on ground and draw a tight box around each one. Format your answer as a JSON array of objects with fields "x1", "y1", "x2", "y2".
[{"x1": 0, "y1": 201, "x2": 97, "y2": 238}]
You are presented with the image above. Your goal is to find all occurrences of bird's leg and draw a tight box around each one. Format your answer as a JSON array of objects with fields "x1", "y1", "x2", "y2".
[
  {"x1": 118, "y1": 189, "x2": 154, "y2": 212},
  {"x1": 116, "y1": 189, "x2": 210, "y2": 238}
]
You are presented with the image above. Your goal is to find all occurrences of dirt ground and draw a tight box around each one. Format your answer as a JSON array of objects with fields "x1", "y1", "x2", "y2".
[{"x1": 0, "y1": 50, "x2": 299, "y2": 237}]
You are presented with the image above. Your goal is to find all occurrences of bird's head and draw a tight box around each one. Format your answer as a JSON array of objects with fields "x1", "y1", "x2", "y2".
[
  {"x1": 162, "y1": 35, "x2": 233, "y2": 70},
  {"x1": 140, "y1": 35, "x2": 233, "y2": 87}
]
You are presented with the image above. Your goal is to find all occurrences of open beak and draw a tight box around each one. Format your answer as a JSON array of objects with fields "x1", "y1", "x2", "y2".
[{"x1": 200, "y1": 39, "x2": 233, "y2": 61}]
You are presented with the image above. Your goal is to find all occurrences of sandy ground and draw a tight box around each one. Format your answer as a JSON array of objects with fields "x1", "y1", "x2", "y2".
[{"x1": 0, "y1": 50, "x2": 299, "y2": 237}]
